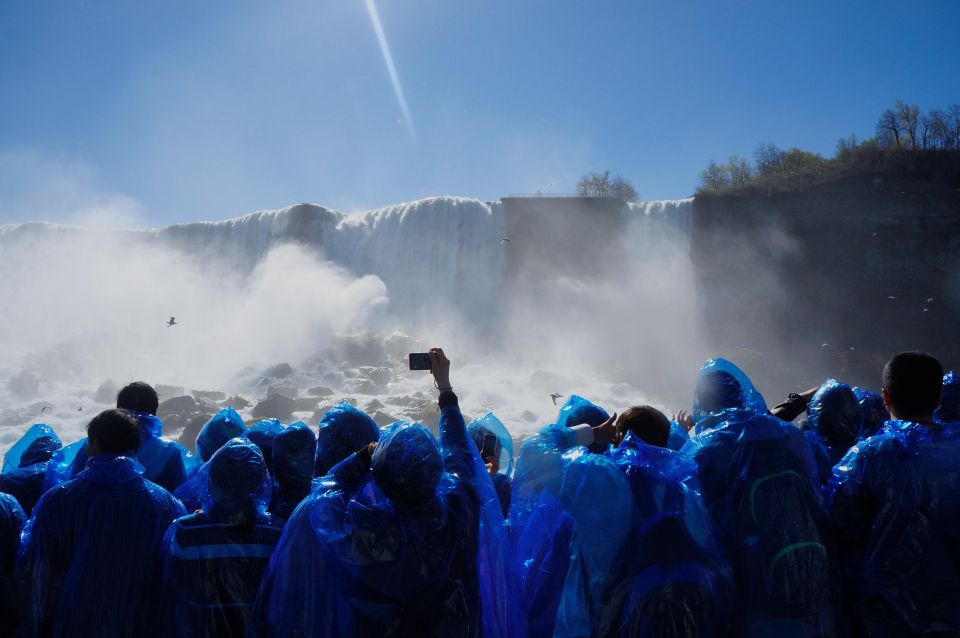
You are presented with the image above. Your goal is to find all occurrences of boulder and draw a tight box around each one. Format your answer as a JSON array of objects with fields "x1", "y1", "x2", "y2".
[
  {"x1": 224, "y1": 395, "x2": 252, "y2": 410},
  {"x1": 192, "y1": 390, "x2": 226, "y2": 402},
  {"x1": 306, "y1": 386, "x2": 334, "y2": 397},
  {"x1": 252, "y1": 395, "x2": 296, "y2": 421},
  {"x1": 342, "y1": 378, "x2": 379, "y2": 395},
  {"x1": 294, "y1": 397, "x2": 320, "y2": 412},
  {"x1": 370, "y1": 410, "x2": 400, "y2": 427},
  {"x1": 522, "y1": 410, "x2": 538, "y2": 423},
  {"x1": 267, "y1": 383, "x2": 298, "y2": 399},
  {"x1": 155, "y1": 384, "x2": 187, "y2": 401},
  {"x1": 177, "y1": 413, "x2": 214, "y2": 454},
  {"x1": 158, "y1": 395, "x2": 198, "y2": 419}
]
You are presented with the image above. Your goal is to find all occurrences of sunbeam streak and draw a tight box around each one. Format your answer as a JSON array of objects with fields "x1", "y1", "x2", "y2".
[{"x1": 364, "y1": 0, "x2": 416, "y2": 140}]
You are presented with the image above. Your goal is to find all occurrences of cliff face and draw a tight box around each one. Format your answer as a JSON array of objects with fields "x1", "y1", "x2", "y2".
[{"x1": 691, "y1": 173, "x2": 960, "y2": 388}]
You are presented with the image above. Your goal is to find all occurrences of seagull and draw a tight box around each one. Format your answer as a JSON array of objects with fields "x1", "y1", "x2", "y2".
[
  {"x1": 927, "y1": 297, "x2": 935, "y2": 303},
  {"x1": 166, "y1": 316, "x2": 177, "y2": 327},
  {"x1": 499, "y1": 238, "x2": 510, "y2": 246},
  {"x1": 550, "y1": 393, "x2": 563, "y2": 405}
]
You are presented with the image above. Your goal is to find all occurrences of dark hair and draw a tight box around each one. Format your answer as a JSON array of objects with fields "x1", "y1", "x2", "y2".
[
  {"x1": 618, "y1": 405, "x2": 671, "y2": 448},
  {"x1": 116, "y1": 381, "x2": 159, "y2": 416},
  {"x1": 882, "y1": 352, "x2": 943, "y2": 420},
  {"x1": 87, "y1": 409, "x2": 141, "y2": 455}
]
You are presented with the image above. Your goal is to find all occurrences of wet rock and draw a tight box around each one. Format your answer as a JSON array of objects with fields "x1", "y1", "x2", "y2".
[
  {"x1": 294, "y1": 397, "x2": 320, "y2": 412},
  {"x1": 267, "y1": 383, "x2": 298, "y2": 399},
  {"x1": 371, "y1": 410, "x2": 400, "y2": 427},
  {"x1": 155, "y1": 384, "x2": 186, "y2": 402},
  {"x1": 224, "y1": 395, "x2": 252, "y2": 410},
  {"x1": 177, "y1": 413, "x2": 214, "y2": 454},
  {"x1": 342, "y1": 378, "x2": 379, "y2": 395},
  {"x1": 252, "y1": 395, "x2": 296, "y2": 421},
  {"x1": 521, "y1": 410, "x2": 538, "y2": 422},
  {"x1": 158, "y1": 395, "x2": 198, "y2": 418},
  {"x1": 306, "y1": 386, "x2": 334, "y2": 397}
]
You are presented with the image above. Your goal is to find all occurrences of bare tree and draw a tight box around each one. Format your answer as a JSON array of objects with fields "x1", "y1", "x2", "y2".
[
  {"x1": 926, "y1": 110, "x2": 950, "y2": 149},
  {"x1": 897, "y1": 101, "x2": 921, "y2": 149},
  {"x1": 877, "y1": 108, "x2": 903, "y2": 149},
  {"x1": 577, "y1": 171, "x2": 638, "y2": 199},
  {"x1": 699, "y1": 161, "x2": 730, "y2": 191},
  {"x1": 835, "y1": 134, "x2": 859, "y2": 165},
  {"x1": 948, "y1": 105, "x2": 960, "y2": 150},
  {"x1": 726, "y1": 156, "x2": 753, "y2": 187},
  {"x1": 754, "y1": 142, "x2": 785, "y2": 177}
]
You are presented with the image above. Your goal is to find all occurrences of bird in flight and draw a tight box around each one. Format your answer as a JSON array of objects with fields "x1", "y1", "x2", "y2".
[
  {"x1": 499, "y1": 238, "x2": 511, "y2": 246},
  {"x1": 550, "y1": 392, "x2": 563, "y2": 405},
  {"x1": 166, "y1": 317, "x2": 177, "y2": 327}
]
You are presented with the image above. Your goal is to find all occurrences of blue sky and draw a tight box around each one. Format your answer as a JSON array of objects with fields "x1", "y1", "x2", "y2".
[{"x1": 1, "y1": 0, "x2": 958, "y2": 225}]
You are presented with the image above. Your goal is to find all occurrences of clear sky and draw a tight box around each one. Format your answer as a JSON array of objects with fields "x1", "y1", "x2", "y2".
[{"x1": 1, "y1": 0, "x2": 958, "y2": 225}]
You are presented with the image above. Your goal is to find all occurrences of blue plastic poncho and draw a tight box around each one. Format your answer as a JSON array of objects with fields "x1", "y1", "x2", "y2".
[
  {"x1": 314, "y1": 401, "x2": 380, "y2": 477},
  {"x1": 684, "y1": 407, "x2": 842, "y2": 637},
  {"x1": 247, "y1": 418, "x2": 284, "y2": 469},
  {"x1": 691, "y1": 358, "x2": 768, "y2": 433},
  {"x1": 41, "y1": 438, "x2": 86, "y2": 493},
  {"x1": 829, "y1": 420, "x2": 960, "y2": 636},
  {"x1": 18, "y1": 454, "x2": 185, "y2": 638},
  {"x1": 0, "y1": 492, "x2": 26, "y2": 635},
  {"x1": 162, "y1": 439, "x2": 282, "y2": 638},
  {"x1": 269, "y1": 422, "x2": 316, "y2": 521},
  {"x1": 804, "y1": 380, "x2": 861, "y2": 484},
  {"x1": 853, "y1": 387, "x2": 888, "y2": 440},
  {"x1": 250, "y1": 397, "x2": 524, "y2": 638},
  {"x1": 934, "y1": 370, "x2": 960, "y2": 424},
  {"x1": 0, "y1": 425, "x2": 62, "y2": 517},
  {"x1": 666, "y1": 420, "x2": 690, "y2": 451},
  {"x1": 553, "y1": 452, "x2": 635, "y2": 637},
  {"x1": 605, "y1": 433, "x2": 736, "y2": 638},
  {"x1": 2, "y1": 423, "x2": 61, "y2": 473},
  {"x1": 467, "y1": 412, "x2": 515, "y2": 476},
  {"x1": 509, "y1": 426, "x2": 578, "y2": 638},
  {"x1": 468, "y1": 413, "x2": 515, "y2": 517},
  {"x1": 174, "y1": 409, "x2": 248, "y2": 512},
  {"x1": 135, "y1": 412, "x2": 192, "y2": 492},
  {"x1": 555, "y1": 395, "x2": 610, "y2": 430}
]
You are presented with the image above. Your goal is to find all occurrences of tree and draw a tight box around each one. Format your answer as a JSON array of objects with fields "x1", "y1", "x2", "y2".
[
  {"x1": 876, "y1": 108, "x2": 902, "y2": 149},
  {"x1": 780, "y1": 148, "x2": 827, "y2": 176},
  {"x1": 754, "y1": 143, "x2": 785, "y2": 177},
  {"x1": 835, "y1": 134, "x2": 859, "y2": 165},
  {"x1": 897, "y1": 101, "x2": 921, "y2": 149},
  {"x1": 726, "y1": 156, "x2": 753, "y2": 187},
  {"x1": 576, "y1": 171, "x2": 638, "y2": 199},
  {"x1": 948, "y1": 105, "x2": 960, "y2": 150},
  {"x1": 926, "y1": 110, "x2": 950, "y2": 149},
  {"x1": 699, "y1": 161, "x2": 730, "y2": 191}
]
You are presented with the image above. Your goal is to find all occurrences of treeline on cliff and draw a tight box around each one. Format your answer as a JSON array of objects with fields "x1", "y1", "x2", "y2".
[{"x1": 698, "y1": 101, "x2": 960, "y2": 194}]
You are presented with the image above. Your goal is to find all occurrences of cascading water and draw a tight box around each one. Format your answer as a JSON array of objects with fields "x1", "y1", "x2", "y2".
[{"x1": 0, "y1": 196, "x2": 699, "y2": 449}]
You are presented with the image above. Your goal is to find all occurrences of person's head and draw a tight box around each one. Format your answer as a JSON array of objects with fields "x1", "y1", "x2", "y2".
[
  {"x1": 695, "y1": 370, "x2": 743, "y2": 415},
  {"x1": 116, "y1": 382, "x2": 159, "y2": 416},
  {"x1": 272, "y1": 422, "x2": 316, "y2": 490},
  {"x1": 371, "y1": 422, "x2": 442, "y2": 509},
  {"x1": 806, "y1": 379, "x2": 861, "y2": 446},
  {"x1": 615, "y1": 406, "x2": 671, "y2": 448},
  {"x1": 468, "y1": 424, "x2": 503, "y2": 473},
  {"x1": 247, "y1": 419, "x2": 284, "y2": 469},
  {"x1": 315, "y1": 402, "x2": 380, "y2": 477},
  {"x1": 202, "y1": 438, "x2": 270, "y2": 520},
  {"x1": 196, "y1": 408, "x2": 248, "y2": 462},
  {"x1": 86, "y1": 409, "x2": 141, "y2": 456},
  {"x1": 555, "y1": 395, "x2": 609, "y2": 429},
  {"x1": 853, "y1": 387, "x2": 889, "y2": 439},
  {"x1": 881, "y1": 352, "x2": 943, "y2": 422}
]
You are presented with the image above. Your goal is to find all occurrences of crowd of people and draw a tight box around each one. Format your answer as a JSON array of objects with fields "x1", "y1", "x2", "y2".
[{"x1": 0, "y1": 347, "x2": 958, "y2": 637}]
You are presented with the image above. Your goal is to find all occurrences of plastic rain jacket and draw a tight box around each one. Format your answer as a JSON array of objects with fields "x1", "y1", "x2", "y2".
[
  {"x1": 0, "y1": 424, "x2": 62, "y2": 516},
  {"x1": 803, "y1": 380, "x2": 862, "y2": 484},
  {"x1": 174, "y1": 408, "x2": 248, "y2": 513},
  {"x1": 313, "y1": 401, "x2": 381, "y2": 478},
  {"x1": 18, "y1": 454, "x2": 185, "y2": 638},
  {"x1": 829, "y1": 419, "x2": 960, "y2": 637},
  {"x1": 161, "y1": 439, "x2": 283, "y2": 638},
  {"x1": 268, "y1": 422, "x2": 316, "y2": 521}
]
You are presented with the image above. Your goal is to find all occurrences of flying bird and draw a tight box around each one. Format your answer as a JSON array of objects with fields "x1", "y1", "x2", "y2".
[
  {"x1": 499, "y1": 238, "x2": 511, "y2": 246},
  {"x1": 550, "y1": 392, "x2": 563, "y2": 405},
  {"x1": 166, "y1": 317, "x2": 177, "y2": 327}
]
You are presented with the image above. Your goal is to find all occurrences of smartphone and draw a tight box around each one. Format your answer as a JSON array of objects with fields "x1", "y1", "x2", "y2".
[
  {"x1": 408, "y1": 352, "x2": 432, "y2": 370},
  {"x1": 480, "y1": 433, "x2": 499, "y2": 459}
]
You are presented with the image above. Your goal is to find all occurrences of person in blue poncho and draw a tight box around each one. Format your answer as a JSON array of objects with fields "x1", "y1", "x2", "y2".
[
  {"x1": 161, "y1": 438, "x2": 283, "y2": 638},
  {"x1": 802, "y1": 379, "x2": 862, "y2": 485},
  {"x1": 605, "y1": 431, "x2": 736, "y2": 638},
  {"x1": 853, "y1": 387, "x2": 889, "y2": 440},
  {"x1": 829, "y1": 352, "x2": 960, "y2": 637},
  {"x1": 247, "y1": 419, "x2": 284, "y2": 471},
  {"x1": 0, "y1": 492, "x2": 26, "y2": 635},
  {"x1": 174, "y1": 407, "x2": 247, "y2": 513},
  {"x1": 313, "y1": 401, "x2": 381, "y2": 477},
  {"x1": 683, "y1": 358, "x2": 842, "y2": 638},
  {"x1": 18, "y1": 409, "x2": 185, "y2": 638},
  {"x1": 249, "y1": 348, "x2": 523, "y2": 638},
  {"x1": 268, "y1": 422, "x2": 316, "y2": 521},
  {"x1": 467, "y1": 414, "x2": 514, "y2": 517},
  {"x1": 0, "y1": 424, "x2": 62, "y2": 516}
]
